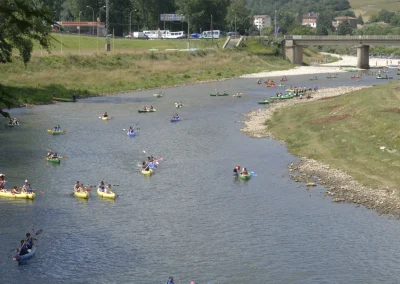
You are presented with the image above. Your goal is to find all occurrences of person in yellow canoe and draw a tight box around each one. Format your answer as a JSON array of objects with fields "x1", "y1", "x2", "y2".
[
  {"x1": 22, "y1": 179, "x2": 29, "y2": 191},
  {"x1": 11, "y1": 186, "x2": 20, "y2": 194},
  {"x1": 142, "y1": 161, "x2": 150, "y2": 171},
  {"x1": 74, "y1": 181, "x2": 81, "y2": 192},
  {"x1": 98, "y1": 181, "x2": 105, "y2": 192},
  {"x1": 105, "y1": 184, "x2": 112, "y2": 194},
  {"x1": 0, "y1": 173, "x2": 5, "y2": 190},
  {"x1": 103, "y1": 112, "x2": 108, "y2": 118}
]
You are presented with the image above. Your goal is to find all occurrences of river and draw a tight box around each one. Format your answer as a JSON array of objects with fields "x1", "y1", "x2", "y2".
[{"x1": 1, "y1": 71, "x2": 400, "y2": 284}]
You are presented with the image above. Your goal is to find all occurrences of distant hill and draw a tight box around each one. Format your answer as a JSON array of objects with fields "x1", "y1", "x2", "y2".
[
  {"x1": 348, "y1": 0, "x2": 398, "y2": 21},
  {"x1": 244, "y1": 0, "x2": 386, "y2": 22}
]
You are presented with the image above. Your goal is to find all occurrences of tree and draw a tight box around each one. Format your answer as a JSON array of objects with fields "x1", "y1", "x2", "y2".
[
  {"x1": 225, "y1": 0, "x2": 251, "y2": 34},
  {"x1": 316, "y1": 25, "x2": 328, "y2": 35},
  {"x1": 337, "y1": 20, "x2": 352, "y2": 35},
  {"x1": 357, "y1": 14, "x2": 364, "y2": 25},
  {"x1": 289, "y1": 24, "x2": 316, "y2": 35},
  {"x1": 317, "y1": 9, "x2": 334, "y2": 31},
  {"x1": 0, "y1": 0, "x2": 52, "y2": 64},
  {"x1": 0, "y1": 0, "x2": 53, "y2": 118}
]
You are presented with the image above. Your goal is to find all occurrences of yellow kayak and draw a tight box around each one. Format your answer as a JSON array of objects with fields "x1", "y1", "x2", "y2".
[
  {"x1": 97, "y1": 188, "x2": 116, "y2": 199},
  {"x1": 0, "y1": 191, "x2": 35, "y2": 199},
  {"x1": 141, "y1": 168, "x2": 153, "y2": 175},
  {"x1": 101, "y1": 117, "x2": 109, "y2": 121},
  {"x1": 47, "y1": 130, "x2": 66, "y2": 135},
  {"x1": 73, "y1": 191, "x2": 89, "y2": 199}
]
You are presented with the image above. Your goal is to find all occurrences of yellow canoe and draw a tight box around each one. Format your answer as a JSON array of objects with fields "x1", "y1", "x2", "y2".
[
  {"x1": 0, "y1": 191, "x2": 35, "y2": 199},
  {"x1": 73, "y1": 191, "x2": 89, "y2": 199},
  {"x1": 101, "y1": 117, "x2": 109, "y2": 121},
  {"x1": 141, "y1": 168, "x2": 153, "y2": 175},
  {"x1": 97, "y1": 188, "x2": 116, "y2": 199},
  {"x1": 47, "y1": 130, "x2": 66, "y2": 135}
]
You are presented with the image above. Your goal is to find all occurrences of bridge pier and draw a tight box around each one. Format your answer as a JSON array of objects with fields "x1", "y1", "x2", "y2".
[
  {"x1": 356, "y1": 45, "x2": 370, "y2": 69},
  {"x1": 285, "y1": 40, "x2": 303, "y2": 65}
]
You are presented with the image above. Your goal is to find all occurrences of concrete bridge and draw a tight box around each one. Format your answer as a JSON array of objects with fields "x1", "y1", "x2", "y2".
[{"x1": 283, "y1": 35, "x2": 400, "y2": 69}]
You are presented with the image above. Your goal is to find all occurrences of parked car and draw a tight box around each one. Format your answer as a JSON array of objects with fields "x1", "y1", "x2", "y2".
[
  {"x1": 227, "y1": 31, "x2": 240, "y2": 38},
  {"x1": 125, "y1": 32, "x2": 148, "y2": 39},
  {"x1": 190, "y1": 33, "x2": 201, "y2": 39}
]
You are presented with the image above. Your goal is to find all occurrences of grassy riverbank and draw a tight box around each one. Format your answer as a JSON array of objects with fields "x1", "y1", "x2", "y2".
[
  {"x1": 267, "y1": 83, "x2": 400, "y2": 189},
  {"x1": 0, "y1": 49, "x2": 294, "y2": 104}
]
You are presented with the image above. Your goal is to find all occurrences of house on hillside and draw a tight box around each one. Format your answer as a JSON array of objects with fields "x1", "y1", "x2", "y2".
[
  {"x1": 302, "y1": 13, "x2": 319, "y2": 28},
  {"x1": 332, "y1": 16, "x2": 357, "y2": 30},
  {"x1": 253, "y1": 15, "x2": 271, "y2": 30}
]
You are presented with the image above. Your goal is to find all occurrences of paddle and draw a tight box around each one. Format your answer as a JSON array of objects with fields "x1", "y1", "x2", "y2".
[
  {"x1": 98, "y1": 116, "x2": 114, "y2": 119},
  {"x1": 142, "y1": 150, "x2": 163, "y2": 161}
]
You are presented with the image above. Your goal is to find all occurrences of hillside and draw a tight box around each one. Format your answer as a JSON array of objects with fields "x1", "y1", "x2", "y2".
[{"x1": 349, "y1": 0, "x2": 397, "y2": 20}]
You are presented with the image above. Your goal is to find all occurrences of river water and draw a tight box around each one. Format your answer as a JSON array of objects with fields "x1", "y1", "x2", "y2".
[{"x1": 1, "y1": 71, "x2": 400, "y2": 284}]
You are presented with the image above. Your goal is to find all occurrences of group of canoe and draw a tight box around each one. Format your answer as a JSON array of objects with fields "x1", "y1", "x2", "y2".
[
  {"x1": 0, "y1": 176, "x2": 36, "y2": 199},
  {"x1": 258, "y1": 85, "x2": 317, "y2": 104},
  {"x1": 73, "y1": 181, "x2": 116, "y2": 199}
]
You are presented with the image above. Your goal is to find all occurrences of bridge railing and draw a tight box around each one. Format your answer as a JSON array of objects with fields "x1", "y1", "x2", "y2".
[{"x1": 284, "y1": 35, "x2": 400, "y2": 40}]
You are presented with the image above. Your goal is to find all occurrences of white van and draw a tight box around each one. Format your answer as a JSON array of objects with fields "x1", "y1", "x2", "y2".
[
  {"x1": 125, "y1": 32, "x2": 148, "y2": 39},
  {"x1": 164, "y1": 31, "x2": 186, "y2": 39}
]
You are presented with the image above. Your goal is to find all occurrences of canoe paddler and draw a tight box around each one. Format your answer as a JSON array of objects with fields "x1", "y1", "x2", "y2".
[
  {"x1": 103, "y1": 112, "x2": 108, "y2": 118},
  {"x1": 0, "y1": 173, "x2": 5, "y2": 189},
  {"x1": 241, "y1": 168, "x2": 248, "y2": 175},
  {"x1": 142, "y1": 161, "x2": 150, "y2": 171},
  {"x1": 11, "y1": 186, "x2": 20, "y2": 194},
  {"x1": 74, "y1": 181, "x2": 81, "y2": 192},
  {"x1": 25, "y1": 233, "x2": 36, "y2": 249},
  {"x1": 98, "y1": 181, "x2": 105, "y2": 192},
  {"x1": 166, "y1": 276, "x2": 175, "y2": 284},
  {"x1": 105, "y1": 184, "x2": 112, "y2": 194},
  {"x1": 22, "y1": 180, "x2": 29, "y2": 190},
  {"x1": 17, "y1": 240, "x2": 29, "y2": 256}
]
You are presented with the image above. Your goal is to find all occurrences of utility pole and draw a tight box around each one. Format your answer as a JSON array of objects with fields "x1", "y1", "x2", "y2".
[
  {"x1": 106, "y1": 0, "x2": 109, "y2": 35},
  {"x1": 211, "y1": 14, "x2": 213, "y2": 46},
  {"x1": 187, "y1": 16, "x2": 190, "y2": 50},
  {"x1": 274, "y1": 10, "x2": 277, "y2": 38}
]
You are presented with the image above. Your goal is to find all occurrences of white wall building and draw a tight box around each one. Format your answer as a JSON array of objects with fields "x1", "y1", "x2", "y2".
[
  {"x1": 302, "y1": 13, "x2": 319, "y2": 28},
  {"x1": 253, "y1": 15, "x2": 271, "y2": 30}
]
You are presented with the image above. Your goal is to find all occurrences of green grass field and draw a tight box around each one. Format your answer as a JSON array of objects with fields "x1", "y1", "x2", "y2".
[
  {"x1": 33, "y1": 33, "x2": 226, "y2": 56},
  {"x1": 268, "y1": 83, "x2": 400, "y2": 189},
  {"x1": 349, "y1": 0, "x2": 398, "y2": 20}
]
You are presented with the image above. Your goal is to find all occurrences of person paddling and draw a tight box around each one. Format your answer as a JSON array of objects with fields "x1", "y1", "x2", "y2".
[
  {"x1": 74, "y1": 181, "x2": 81, "y2": 192},
  {"x1": 11, "y1": 186, "x2": 20, "y2": 194},
  {"x1": 25, "y1": 233, "x2": 36, "y2": 249},
  {"x1": 0, "y1": 173, "x2": 6, "y2": 190},
  {"x1": 98, "y1": 181, "x2": 105, "y2": 192},
  {"x1": 166, "y1": 276, "x2": 175, "y2": 284},
  {"x1": 103, "y1": 112, "x2": 108, "y2": 118},
  {"x1": 17, "y1": 240, "x2": 29, "y2": 256},
  {"x1": 142, "y1": 161, "x2": 150, "y2": 171}
]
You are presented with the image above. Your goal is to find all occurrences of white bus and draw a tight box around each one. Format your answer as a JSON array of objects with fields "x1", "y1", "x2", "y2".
[
  {"x1": 200, "y1": 30, "x2": 221, "y2": 39},
  {"x1": 164, "y1": 31, "x2": 186, "y2": 39}
]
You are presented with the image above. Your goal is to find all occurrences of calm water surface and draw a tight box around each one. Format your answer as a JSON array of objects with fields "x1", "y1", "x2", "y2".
[{"x1": 1, "y1": 71, "x2": 400, "y2": 284}]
